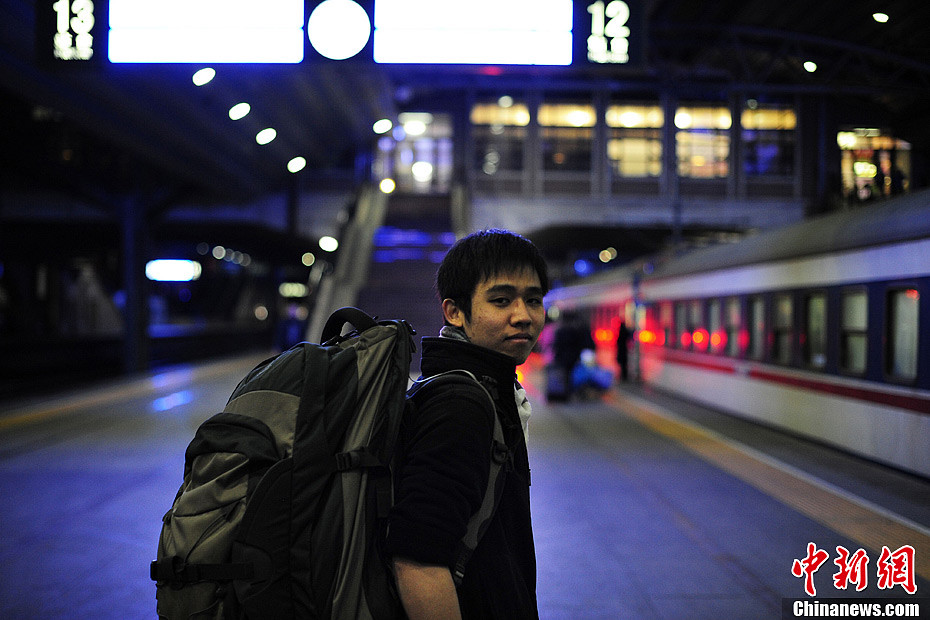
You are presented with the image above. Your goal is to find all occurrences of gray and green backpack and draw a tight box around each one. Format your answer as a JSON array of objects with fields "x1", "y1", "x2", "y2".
[{"x1": 150, "y1": 307, "x2": 508, "y2": 619}]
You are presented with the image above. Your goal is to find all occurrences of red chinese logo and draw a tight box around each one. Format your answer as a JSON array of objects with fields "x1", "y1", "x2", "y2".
[{"x1": 792, "y1": 543, "x2": 917, "y2": 597}]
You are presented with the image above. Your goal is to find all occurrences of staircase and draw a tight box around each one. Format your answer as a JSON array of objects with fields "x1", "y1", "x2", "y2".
[{"x1": 354, "y1": 193, "x2": 457, "y2": 374}]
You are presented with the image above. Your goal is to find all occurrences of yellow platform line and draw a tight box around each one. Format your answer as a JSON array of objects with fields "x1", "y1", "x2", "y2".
[{"x1": 606, "y1": 390, "x2": 930, "y2": 582}]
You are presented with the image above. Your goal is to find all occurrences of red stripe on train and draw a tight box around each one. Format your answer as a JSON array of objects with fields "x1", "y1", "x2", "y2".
[{"x1": 648, "y1": 349, "x2": 930, "y2": 415}]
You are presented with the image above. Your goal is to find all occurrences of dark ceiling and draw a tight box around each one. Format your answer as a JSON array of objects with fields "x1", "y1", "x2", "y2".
[{"x1": 3, "y1": 0, "x2": 930, "y2": 208}]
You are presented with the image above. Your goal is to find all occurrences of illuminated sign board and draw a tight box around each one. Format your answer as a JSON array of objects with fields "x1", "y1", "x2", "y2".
[
  {"x1": 371, "y1": 0, "x2": 573, "y2": 65},
  {"x1": 584, "y1": 0, "x2": 634, "y2": 64},
  {"x1": 38, "y1": 0, "x2": 642, "y2": 67},
  {"x1": 108, "y1": 0, "x2": 305, "y2": 63}
]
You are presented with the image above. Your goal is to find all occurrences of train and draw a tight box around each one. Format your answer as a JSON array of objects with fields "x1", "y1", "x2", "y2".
[{"x1": 545, "y1": 190, "x2": 930, "y2": 479}]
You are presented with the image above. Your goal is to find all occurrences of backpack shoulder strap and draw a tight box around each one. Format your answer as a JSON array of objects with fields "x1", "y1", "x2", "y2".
[{"x1": 407, "y1": 370, "x2": 509, "y2": 587}]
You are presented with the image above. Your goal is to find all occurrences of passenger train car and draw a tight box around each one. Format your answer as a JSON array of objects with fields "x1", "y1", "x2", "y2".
[{"x1": 546, "y1": 191, "x2": 930, "y2": 478}]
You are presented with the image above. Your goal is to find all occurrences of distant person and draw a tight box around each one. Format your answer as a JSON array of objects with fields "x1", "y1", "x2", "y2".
[
  {"x1": 551, "y1": 313, "x2": 595, "y2": 400},
  {"x1": 387, "y1": 229, "x2": 547, "y2": 619},
  {"x1": 616, "y1": 321, "x2": 633, "y2": 381}
]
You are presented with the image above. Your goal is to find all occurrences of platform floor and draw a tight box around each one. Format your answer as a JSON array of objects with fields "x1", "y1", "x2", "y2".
[{"x1": 0, "y1": 353, "x2": 927, "y2": 619}]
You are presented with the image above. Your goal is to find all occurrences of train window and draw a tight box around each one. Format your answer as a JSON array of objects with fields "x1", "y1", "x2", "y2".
[
  {"x1": 689, "y1": 300, "x2": 706, "y2": 351},
  {"x1": 660, "y1": 302, "x2": 673, "y2": 347},
  {"x1": 748, "y1": 296, "x2": 766, "y2": 360},
  {"x1": 803, "y1": 293, "x2": 827, "y2": 369},
  {"x1": 841, "y1": 290, "x2": 868, "y2": 374},
  {"x1": 708, "y1": 299, "x2": 723, "y2": 353},
  {"x1": 725, "y1": 297, "x2": 741, "y2": 357},
  {"x1": 772, "y1": 294, "x2": 793, "y2": 365},
  {"x1": 886, "y1": 288, "x2": 920, "y2": 381},
  {"x1": 675, "y1": 302, "x2": 688, "y2": 348}
]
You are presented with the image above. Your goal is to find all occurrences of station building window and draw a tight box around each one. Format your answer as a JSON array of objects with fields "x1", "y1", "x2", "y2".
[
  {"x1": 837, "y1": 129, "x2": 911, "y2": 201},
  {"x1": 803, "y1": 292, "x2": 827, "y2": 369},
  {"x1": 840, "y1": 289, "x2": 868, "y2": 375},
  {"x1": 772, "y1": 294, "x2": 793, "y2": 365},
  {"x1": 886, "y1": 288, "x2": 919, "y2": 381},
  {"x1": 741, "y1": 103, "x2": 796, "y2": 177},
  {"x1": 538, "y1": 102, "x2": 596, "y2": 172},
  {"x1": 471, "y1": 98, "x2": 530, "y2": 177},
  {"x1": 605, "y1": 103, "x2": 663, "y2": 178},
  {"x1": 676, "y1": 105, "x2": 730, "y2": 178}
]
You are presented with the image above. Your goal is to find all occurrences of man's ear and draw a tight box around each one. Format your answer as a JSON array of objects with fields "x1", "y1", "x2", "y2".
[{"x1": 442, "y1": 298, "x2": 466, "y2": 328}]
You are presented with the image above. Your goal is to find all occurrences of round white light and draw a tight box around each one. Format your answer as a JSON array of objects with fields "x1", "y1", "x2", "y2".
[
  {"x1": 411, "y1": 161, "x2": 433, "y2": 183},
  {"x1": 307, "y1": 0, "x2": 371, "y2": 61},
  {"x1": 256, "y1": 128, "x2": 277, "y2": 145},
  {"x1": 288, "y1": 156, "x2": 307, "y2": 173},
  {"x1": 404, "y1": 120, "x2": 427, "y2": 136},
  {"x1": 803, "y1": 61, "x2": 818, "y2": 73},
  {"x1": 192, "y1": 67, "x2": 215, "y2": 86},
  {"x1": 872, "y1": 12, "x2": 889, "y2": 23},
  {"x1": 319, "y1": 236, "x2": 339, "y2": 252},
  {"x1": 379, "y1": 178, "x2": 396, "y2": 194},
  {"x1": 373, "y1": 118, "x2": 393, "y2": 134},
  {"x1": 229, "y1": 102, "x2": 251, "y2": 120}
]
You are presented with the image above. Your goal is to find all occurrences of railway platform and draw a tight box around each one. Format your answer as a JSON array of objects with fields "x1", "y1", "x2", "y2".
[{"x1": 0, "y1": 353, "x2": 927, "y2": 619}]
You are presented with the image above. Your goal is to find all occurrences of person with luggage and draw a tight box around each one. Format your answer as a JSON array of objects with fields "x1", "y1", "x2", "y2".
[{"x1": 386, "y1": 229, "x2": 548, "y2": 619}]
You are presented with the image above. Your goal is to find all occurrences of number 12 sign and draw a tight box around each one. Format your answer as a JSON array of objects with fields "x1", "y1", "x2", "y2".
[{"x1": 586, "y1": 0, "x2": 632, "y2": 64}]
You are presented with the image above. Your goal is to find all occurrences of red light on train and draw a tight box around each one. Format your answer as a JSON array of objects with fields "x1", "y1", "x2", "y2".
[
  {"x1": 680, "y1": 332, "x2": 692, "y2": 348},
  {"x1": 638, "y1": 329, "x2": 656, "y2": 344},
  {"x1": 905, "y1": 289, "x2": 920, "y2": 300},
  {"x1": 710, "y1": 331, "x2": 726, "y2": 349},
  {"x1": 692, "y1": 329, "x2": 709, "y2": 351},
  {"x1": 738, "y1": 329, "x2": 750, "y2": 351},
  {"x1": 595, "y1": 328, "x2": 615, "y2": 343}
]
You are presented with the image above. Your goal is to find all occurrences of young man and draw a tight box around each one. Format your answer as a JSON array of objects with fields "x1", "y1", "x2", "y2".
[{"x1": 385, "y1": 229, "x2": 548, "y2": 619}]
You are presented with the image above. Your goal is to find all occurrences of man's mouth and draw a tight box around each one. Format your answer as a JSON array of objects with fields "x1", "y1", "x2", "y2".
[{"x1": 506, "y1": 334, "x2": 533, "y2": 342}]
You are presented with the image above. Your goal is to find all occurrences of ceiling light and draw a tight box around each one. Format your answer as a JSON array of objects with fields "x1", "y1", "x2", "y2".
[
  {"x1": 256, "y1": 128, "x2": 277, "y2": 145},
  {"x1": 379, "y1": 178, "x2": 396, "y2": 194},
  {"x1": 287, "y1": 156, "x2": 307, "y2": 173},
  {"x1": 229, "y1": 102, "x2": 250, "y2": 120},
  {"x1": 803, "y1": 61, "x2": 818, "y2": 73},
  {"x1": 192, "y1": 67, "x2": 215, "y2": 86},
  {"x1": 872, "y1": 12, "x2": 889, "y2": 23},
  {"x1": 373, "y1": 118, "x2": 393, "y2": 134},
  {"x1": 319, "y1": 236, "x2": 339, "y2": 252}
]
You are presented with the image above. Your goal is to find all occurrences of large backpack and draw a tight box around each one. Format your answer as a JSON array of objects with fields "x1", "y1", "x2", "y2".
[{"x1": 150, "y1": 307, "x2": 507, "y2": 619}]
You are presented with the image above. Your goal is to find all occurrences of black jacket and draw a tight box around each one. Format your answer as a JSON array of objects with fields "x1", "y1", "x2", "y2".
[{"x1": 385, "y1": 337, "x2": 538, "y2": 619}]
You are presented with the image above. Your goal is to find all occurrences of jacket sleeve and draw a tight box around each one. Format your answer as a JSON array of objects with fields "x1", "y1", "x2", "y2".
[{"x1": 386, "y1": 384, "x2": 494, "y2": 567}]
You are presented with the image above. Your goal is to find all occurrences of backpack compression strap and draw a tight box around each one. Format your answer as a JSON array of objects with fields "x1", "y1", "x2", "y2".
[
  {"x1": 407, "y1": 370, "x2": 509, "y2": 588},
  {"x1": 150, "y1": 556, "x2": 254, "y2": 584}
]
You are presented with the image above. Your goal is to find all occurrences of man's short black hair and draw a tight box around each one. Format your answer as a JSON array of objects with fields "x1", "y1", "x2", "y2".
[{"x1": 437, "y1": 229, "x2": 549, "y2": 321}]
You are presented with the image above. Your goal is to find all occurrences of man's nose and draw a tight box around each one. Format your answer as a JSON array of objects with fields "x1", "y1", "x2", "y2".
[{"x1": 511, "y1": 299, "x2": 531, "y2": 324}]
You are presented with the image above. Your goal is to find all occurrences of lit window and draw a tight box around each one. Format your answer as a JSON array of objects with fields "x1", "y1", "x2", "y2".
[
  {"x1": 676, "y1": 105, "x2": 730, "y2": 179},
  {"x1": 887, "y1": 288, "x2": 919, "y2": 380},
  {"x1": 772, "y1": 294, "x2": 793, "y2": 365},
  {"x1": 539, "y1": 103, "x2": 595, "y2": 172},
  {"x1": 841, "y1": 290, "x2": 868, "y2": 374},
  {"x1": 748, "y1": 296, "x2": 766, "y2": 360},
  {"x1": 606, "y1": 103, "x2": 663, "y2": 178},
  {"x1": 471, "y1": 100, "x2": 529, "y2": 176},
  {"x1": 804, "y1": 293, "x2": 827, "y2": 369},
  {"x1": 742, "y1": 104, "x2": 797, "y2": 176}
]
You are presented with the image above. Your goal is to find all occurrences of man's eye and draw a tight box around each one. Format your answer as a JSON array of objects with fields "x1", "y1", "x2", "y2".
[
  {"x1": 527, "y1": 298, "x2": 543, "y2": 306},
  {"x1": 491, "y1": 297, "x2": 510, "y2": 305}
]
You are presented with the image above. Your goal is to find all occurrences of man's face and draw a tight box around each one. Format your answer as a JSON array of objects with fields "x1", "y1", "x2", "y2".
[{"x1": 443, "y1": 267, "x2": 546, "y2": 364}]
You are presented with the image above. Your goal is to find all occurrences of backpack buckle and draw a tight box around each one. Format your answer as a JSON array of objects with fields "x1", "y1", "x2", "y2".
[{"x1": 491, "y1": 440, "x2": 510, "y2": 466}]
